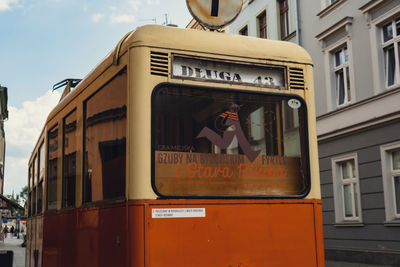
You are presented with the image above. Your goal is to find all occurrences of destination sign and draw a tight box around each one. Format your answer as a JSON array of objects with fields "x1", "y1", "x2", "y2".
[{"x1": 172, "y1": 56, "x2": 286, "y2": 89}]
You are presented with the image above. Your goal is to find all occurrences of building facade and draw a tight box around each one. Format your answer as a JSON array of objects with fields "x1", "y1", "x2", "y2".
[
  {"x1": 228, "y1": 0, "x2": 299, "y2": 43},
  {"x1": 187, "y1": 0, "x2": 400, "y2": 264},
  {"x1": 0, "y1": 85, "x2": 8, "y2": 235},
  {"x1": 0, "y1": 85, "x2": 7, "y2": 195},
  {"x1": 298, "y1": 0, "x2": 400, "y2": 265}
]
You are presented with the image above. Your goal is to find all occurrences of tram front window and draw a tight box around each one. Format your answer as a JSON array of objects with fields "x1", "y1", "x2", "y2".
[{"x1": 152, "y1": 85, "x2": 310, "y2": 197}]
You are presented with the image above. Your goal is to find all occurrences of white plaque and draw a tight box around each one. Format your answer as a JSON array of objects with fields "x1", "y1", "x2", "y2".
[{"x1": 152, "y1": 208, "x2": 206, "y2": 218}]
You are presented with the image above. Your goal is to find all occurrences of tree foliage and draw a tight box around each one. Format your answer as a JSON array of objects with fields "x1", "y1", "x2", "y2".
[{"x1": 19, "y1": 185, "x2": 28, "y2": 202}]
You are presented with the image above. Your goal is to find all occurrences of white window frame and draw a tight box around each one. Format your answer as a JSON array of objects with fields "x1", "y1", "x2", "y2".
[
  {"x1": 318, "y1": 0, "x2": 347, "y2": 18},
  {"x1": 333, "y1": 46, "x2": 351, "y2": 107},
  {"x1": 256, "y1": 8, "x2": 268, "y2": 39},
  {"x1": 382, "y1": 18, "x2": 400, "y2": 89},
  {"x1": 238, "y1": 23, "x2": 249, "y2": 36},
  {"x1": 380, "y1": 141, "x2": 400, "y2": 223},
  {"x1": 331, "y1": 153, "x2": 362, "y2": 224},
  {"x1": 316, "y1": 17, "x2": 355, "y2": 111},
  {"x1": 361, "y1": 1, "x2": 400, "y2": 94},
  {"x1": 277, "y1": 0, "x2": 289, "y2": 40}
]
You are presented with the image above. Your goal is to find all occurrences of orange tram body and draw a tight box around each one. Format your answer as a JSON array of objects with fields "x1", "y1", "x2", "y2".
[{"x1": 26, "y1": 25, "x2": 325, "y2": 267}]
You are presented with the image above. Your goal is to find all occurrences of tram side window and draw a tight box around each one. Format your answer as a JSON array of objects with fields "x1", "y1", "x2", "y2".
[
  {"x1": 38, "y1": 181, "x2": 43, "y2": 214},
  {"x1": 28, "y1": 165, "x2": 32, "y2": 217},
  {"x1": 47, "y1": 126, "x2": 58, "y2": 210},
  {"x1": 32, "y1": 156, "x2": 37, "y2": 215},
  {"x1": 62, "y1": 110, "x2": 77, "y2": 208},
  {"x1": 83, "y1": 70, "x2": 127, "y2": 203},
  {"x1": 28, "y1": 192, "x2": 31, "y2": 217},
  {"x1": 37, "y1": 142, "x2": 44, "y2": 214}
]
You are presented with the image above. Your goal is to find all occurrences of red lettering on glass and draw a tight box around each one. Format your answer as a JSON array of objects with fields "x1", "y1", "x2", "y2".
[{"x1": 186, "y1": 162, "x2": 233, "y2": 178}]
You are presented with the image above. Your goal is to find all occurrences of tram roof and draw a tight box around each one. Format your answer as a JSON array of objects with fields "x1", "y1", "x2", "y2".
[{"x1": 122, "y1": 25, "x2": 313, "y2": 65}]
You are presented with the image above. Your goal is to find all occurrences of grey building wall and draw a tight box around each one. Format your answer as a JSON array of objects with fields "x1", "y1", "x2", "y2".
[
  {"x1": 227, "y1": 0, "x2": 400, "y2": 264},
  {"x1": 299, "y1": 0, "x2": 377, "y2": 116},
  {"x1": 320, "y1": 122, "x2": 400, "y2": 251},
  {"x1": 299, "y1": 0, "x2": 400, "y2": 265},
  {"x1": 229, "y1": 0, "x2": 298, "y2": 43}
]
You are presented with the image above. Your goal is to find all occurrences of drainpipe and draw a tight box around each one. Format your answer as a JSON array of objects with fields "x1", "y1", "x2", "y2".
[{"x1": 296, "y1": 0, "x2": 301, "y2": 45}]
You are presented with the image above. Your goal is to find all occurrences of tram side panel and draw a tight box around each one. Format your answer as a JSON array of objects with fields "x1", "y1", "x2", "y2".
[
  {"x1": 26, "y1": 218, "x2": 31, "y2": 267},
  {"x1": 42, "y1": 204, "x2": 127, "y2": 267},
  {"x1": 26, "y1": 216, "x2": 43, "y2": 267},
  {"x1": 36, "y1": 216, "x2": 43, "y2": 267},
  {"x1": 127, "y1": 200, "x2": 323, "y2": 267}
]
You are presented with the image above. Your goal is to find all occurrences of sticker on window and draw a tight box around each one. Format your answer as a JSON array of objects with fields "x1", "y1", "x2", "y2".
[{"x1": 288, "y1": 99, "x2": 301, "y2": 109}]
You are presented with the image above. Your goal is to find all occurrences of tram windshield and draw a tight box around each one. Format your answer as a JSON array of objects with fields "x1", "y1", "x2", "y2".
[{"x1": 152, "y1": 85, "x2": 310, "y2": 197}]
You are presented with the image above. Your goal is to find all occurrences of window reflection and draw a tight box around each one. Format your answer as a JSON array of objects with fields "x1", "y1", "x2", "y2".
[
  {"x1": 38, "y1": 181, "x2": 43, "y2": 214},
  {"x1": 38, "y1": 143, "x2": 44, "y2": 214},
  {"x1": 62, "y1": 110, "x2": 77, "y2": 208},
  {"x1": 32, "y1": 156, "x2": 37, "y2": 215},
  {"x1": 83, "y1": 70, "x2": 127, "y2": 203},
  {"x1": 334, "y1": 47, "x2": 351, "y2": 106},
  {"x1": 383, "y1": 22, "x2": 393, "y2": 42},
  {"x1": 382, "y1": 17, "x2": 400, "y2": 88},
  {"x1": 153, "y1": 85, "x2": 309, "y2": 197},
  {"x1": 47, "y1": 126, "x2": 58, "y2": 210},
  {"x1": 39, "y1": 143, "x2": 45, "y2": 179}
]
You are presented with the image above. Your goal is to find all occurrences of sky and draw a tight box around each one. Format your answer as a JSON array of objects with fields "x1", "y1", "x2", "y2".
[{"x1": 0, "y1": 0, "x2": 192, "y2": 197}]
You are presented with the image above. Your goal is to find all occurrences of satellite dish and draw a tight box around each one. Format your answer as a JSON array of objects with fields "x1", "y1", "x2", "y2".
[{"x1": 186, "y1": 0, "x2": 243, "y2": 30}]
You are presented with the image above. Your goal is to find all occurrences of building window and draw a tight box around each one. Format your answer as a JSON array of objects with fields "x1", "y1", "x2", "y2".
[
  {"x1": 257, "y1": 10, "x2": 267, "y2": 39},
  {"x1": 83, "y1": 70, "x2": 127, "y2": 203},
  {"x1": 278, "y1": 0, "x2": 289, "y2": 39},
  {"x1": 239, "y1": 25, "x2": 248, "y2": 36},
  {"x1": 332, "y1": 154, "x2": 362, "y2": 223},
  {"x1": 318, "y1": 0, "x2": 347, "y2": 18},
  {"x1": 380, "y1": 142, "x2": 400, "y2": 222},
  {"x1": 361, "y1": 2, "x2": 400, "y2": 94},
  {"x1": 333, "y1": 46, "x2": 351, "y2": 106},
  {"x1": 316, "y1": 17, "x2": 354, "y2": 112},
  {"x1": 382, "y1": 17, "x2": 400, "y2": 88}
]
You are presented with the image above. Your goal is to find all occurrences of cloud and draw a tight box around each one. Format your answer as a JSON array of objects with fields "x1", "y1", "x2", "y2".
[
  {"x1": 91, "y1": 13, "x2": 105, "y2": 23},
  {"x1": 3, "y1": 156, "x2": 28, "y2": 197},
  {"x1": 108, "y1": 0, "x2": 142, "y2": 24},
  {"x1": 3, "y1": 90, "x2": 60, "y2": 195},
  {"x1": 129, "y1": 0, "x2": 142, "y2": 11},
  {"x1": 0, "y1": 0, "x2": 19, "y2": 11},
  {"x1": 110, "y1": 14, "x2": 136, "y2": 24},
  {"x1": 146, "y1": 0, "x2": 160, "y2": 5}
]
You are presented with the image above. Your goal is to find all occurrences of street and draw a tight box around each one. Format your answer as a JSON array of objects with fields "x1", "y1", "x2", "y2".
[{"x1": 0, "y1": 235, "x2": 25, "y2": 267}]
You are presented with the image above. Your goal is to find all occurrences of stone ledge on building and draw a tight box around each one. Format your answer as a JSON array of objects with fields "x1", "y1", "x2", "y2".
[
  {"x1": 317, "y1": 87, "x2": 400, "y2": 142},
  {"x1": 325, "y1": 248, "x2": 400, "y2": 266}
]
